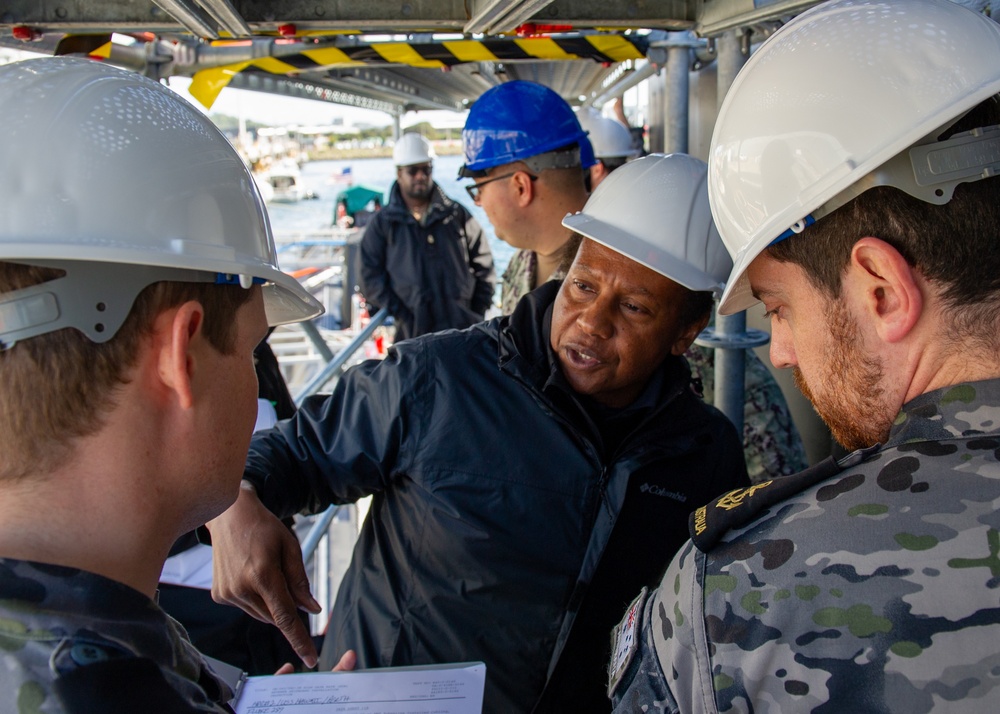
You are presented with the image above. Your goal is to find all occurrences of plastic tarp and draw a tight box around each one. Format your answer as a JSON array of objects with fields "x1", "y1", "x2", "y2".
[{"x1": 336, "y1": 184, "x2": 384, "y2": 216}]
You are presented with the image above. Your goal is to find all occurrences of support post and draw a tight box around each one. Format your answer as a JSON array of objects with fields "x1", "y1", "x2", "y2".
[{"x1": 709, "y1": 29, "x2": 763, "y2": 435}]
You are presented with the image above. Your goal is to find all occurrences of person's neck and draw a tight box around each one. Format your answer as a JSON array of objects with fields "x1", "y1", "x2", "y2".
[
  {"x1": 904, "y1": 341, "x2": 1000, "y2": 405},
  {"x1": 535, "y1": 247, "x2": 568, "y2": 285},
  {"x1": 0, "y1": 440, "x2": 183, "y2": 599},
  {"x1": 401, "y1": 191, "x2": 431, "y2": 220},
  {"x1": 881, "y1": 296, "x2": 1000, "y2": 406},
  {"x1": 531, "y1": 195, "x2": 586, "y2": 285}
]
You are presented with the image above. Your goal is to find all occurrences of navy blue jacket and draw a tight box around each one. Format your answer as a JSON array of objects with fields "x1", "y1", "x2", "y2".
[
  {"x1": 245, "y1": 281, "x2": 748, "y2": 713},
  {"x1": 359, "y1": 181, "x2": 495, "y2": 340}
]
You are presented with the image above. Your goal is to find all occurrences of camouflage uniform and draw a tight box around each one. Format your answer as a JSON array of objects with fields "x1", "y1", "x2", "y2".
[
  {"x1": 500, "y1": 248, "x2": 567, "y2": 315},
  {"x1": 503, "y1": 253, "x2": 807, "y2": 482},
  {"x1": 607, "y1": 380, "x2": 1000, "y2": 713},
  {"x1": 0, "y1": 558, "x2": 234, "y2": 713},
  {"x1": 685, "y1": 345, "x2": 807, "y2": 482}
]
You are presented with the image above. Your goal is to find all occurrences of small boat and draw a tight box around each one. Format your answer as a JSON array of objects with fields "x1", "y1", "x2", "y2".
[{"x1": 265, "y1": 158, "x2": 306, "y2": 203}]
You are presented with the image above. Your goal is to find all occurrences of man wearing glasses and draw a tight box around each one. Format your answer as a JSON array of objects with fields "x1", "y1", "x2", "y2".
[
  {"x1": 360, "y1": 132, "x2": 496, "y2": 341},
  {"x1": 460, "y1": 81, "x2": 595, "y2": 315}
]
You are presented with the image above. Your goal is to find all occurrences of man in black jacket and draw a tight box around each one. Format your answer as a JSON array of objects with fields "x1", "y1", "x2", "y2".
[
  {"x1": 360, "y1": 132, "x2": 496, "y2": 340},
  {"x1": 207, "y1": 154, "x2": 749, "y2": 713}
]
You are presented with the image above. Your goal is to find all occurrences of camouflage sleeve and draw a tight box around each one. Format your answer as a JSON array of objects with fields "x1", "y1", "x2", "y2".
[
  {"x1": 500, "y1": 249, "x2": 536, "y2": 315},
  {"x1": 649, "y1": 541, "x2": 717, "y2": 714},
  {"x1": 739, "y1": 352, "x2": 808, "y2": 481}
]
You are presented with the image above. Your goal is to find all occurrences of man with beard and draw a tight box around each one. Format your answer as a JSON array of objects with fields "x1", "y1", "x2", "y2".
[
  {"x1": 607, "y1": 1, "x2": 1000, "y2": 712},
  {"x1": 359, "y1": 132, "x2": 495, "y2": 340},
  {"x1": 205, "y1": 154, "x2": 749, "y2": 713}
]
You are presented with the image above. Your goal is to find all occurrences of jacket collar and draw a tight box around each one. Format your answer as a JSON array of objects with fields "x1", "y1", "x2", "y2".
[
  {"x1": 384, "y1": 181, "x2": 452, "y2": 223},
  {"x1": 887, "y1": 378, "x2": 1000, "y2": 447}
]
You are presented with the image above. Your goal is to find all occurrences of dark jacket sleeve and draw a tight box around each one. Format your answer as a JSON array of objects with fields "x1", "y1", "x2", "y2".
[
  {"x1": 243, "y1": 344, "x2": 423, "y2": 519},
  {"x1": 688, "y1": 389, "x2": 751, "y2": 496},
  {"x1": 359, "y1": 213, "x2": 412, "y2": 323},
  {"x1": 462, "y1": 209, "x2": 496, "y2": 316}
]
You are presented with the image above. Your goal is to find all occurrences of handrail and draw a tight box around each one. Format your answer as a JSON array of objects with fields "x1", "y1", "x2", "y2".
[
  {"x1": 300, "y1": 504, "x2": 341, "y2": 563},
  {"x1": 298, "y1": 320, "x2": 335, "y2": 363},
  {"x1": 293, "y1": 307, "x2": 390, "y2": 407},
  {"x1": 277, "y1": 239, "x2": 350, "y2": 253}
]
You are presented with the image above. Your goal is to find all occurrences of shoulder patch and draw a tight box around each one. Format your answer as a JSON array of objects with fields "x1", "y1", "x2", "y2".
[
  {"x1": 607, "y1": 587, "x2": 648, "y2": 699},
  {"x1": 688, "y1": 446, "x2": 881, "y2": 552}
]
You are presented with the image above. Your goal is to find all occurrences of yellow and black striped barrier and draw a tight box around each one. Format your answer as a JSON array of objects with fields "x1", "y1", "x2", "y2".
[{"x1": 85, "y1": 33, "x2": 647, "y2": 108}]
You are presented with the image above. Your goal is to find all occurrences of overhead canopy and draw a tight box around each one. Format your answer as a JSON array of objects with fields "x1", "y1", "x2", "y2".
[{"x1": 0, "y1": 1, "x2": 830, "y2": 115}]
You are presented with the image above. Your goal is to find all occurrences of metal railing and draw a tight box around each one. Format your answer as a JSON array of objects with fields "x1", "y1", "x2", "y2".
[
  {"x1": 293, "y1": 307, "x2": 389, "y2": 407},
  {"x1": 288, "y1": 308, "x2": 389, "y2": 634}
]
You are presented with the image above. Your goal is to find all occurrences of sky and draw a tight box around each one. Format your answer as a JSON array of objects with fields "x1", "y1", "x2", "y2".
[
  {"x1": 167, "y1": 76, "x2": 472, "y2": 131},
  {"x1": 167, "y1": 76, "x2": 402, "y2": 128}
]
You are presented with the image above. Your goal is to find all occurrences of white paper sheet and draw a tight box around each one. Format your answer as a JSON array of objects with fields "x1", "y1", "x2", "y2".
[
  {"x1": 158, "y1": 542, "x2": 214, "y2": 589},
  {"x1": 232, "y1": 662, "x2": 486, "y2": 714}
]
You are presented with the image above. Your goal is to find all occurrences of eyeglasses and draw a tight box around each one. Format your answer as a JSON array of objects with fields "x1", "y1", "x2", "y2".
[
  {"x1": 465, "y1": 171, "x2": 538, "y2": 203},
  {"x1": 403, "y1": 164, "x2": 432, "y2": 177}
]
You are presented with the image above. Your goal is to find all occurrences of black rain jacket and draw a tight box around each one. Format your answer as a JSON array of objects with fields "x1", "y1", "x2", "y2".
[
  {"x1": 245, "y1": 281, "x2": 748, "y2": 713},
  {"x1": 359, "y1": 181, "x2": 495, "y2": 340}
]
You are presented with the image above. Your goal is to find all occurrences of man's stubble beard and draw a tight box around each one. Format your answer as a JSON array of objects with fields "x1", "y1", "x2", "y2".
[{"x1": 793, "y1": 301, "x2": 895, "y2": 452}]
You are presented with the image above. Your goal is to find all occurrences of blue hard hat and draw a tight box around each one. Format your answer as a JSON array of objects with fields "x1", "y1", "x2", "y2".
[{"x1": 461, "y1": 80, "x2": 596, "y2": 176}]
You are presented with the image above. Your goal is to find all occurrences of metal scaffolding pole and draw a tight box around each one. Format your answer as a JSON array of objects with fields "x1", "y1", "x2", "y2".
[
  {"x1": 664, "y1": 34, "x2": 694, "y2": 154},
  {"x1": 703, "y1": 29, "x2": 769, "y2": 434}
]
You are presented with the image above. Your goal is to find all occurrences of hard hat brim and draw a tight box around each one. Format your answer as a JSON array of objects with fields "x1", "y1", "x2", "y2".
[
  {"x1": 263, "y1": 271, "x2": 326, "y2": 326},
  {"x1": 716, "y1": 249, "x2": 757, "y2": 315},
  {"x1": 563, "y1": 212, "x2": 725, "y2": 296}
]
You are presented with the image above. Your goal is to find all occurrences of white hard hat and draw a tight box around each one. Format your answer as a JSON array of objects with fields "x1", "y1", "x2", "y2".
[
  {"x1": 393, "y1": 133, "x2": 435, "y2": 167},
  {"x1": 577, "y1": 108, "x2": 637, "y2": 160},
  {"x1": 0, "y1": 57, "x2": 323, "y2": 346},
  {"x1": 563, "y1": 153, "x2": 732, "y2": 296},
  {"x1": 711, "y1": 0, "x2": 1000, "y2": 315}
]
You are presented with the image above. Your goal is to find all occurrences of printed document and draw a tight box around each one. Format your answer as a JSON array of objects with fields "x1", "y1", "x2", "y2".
[{"x1": 230, "y1": 661, "x2": 486, "y2": 714}]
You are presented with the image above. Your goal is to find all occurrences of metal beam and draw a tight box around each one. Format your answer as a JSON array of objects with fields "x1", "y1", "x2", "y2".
[
  {"x1": 585, "y1": 60, "x2": 656, "y2": 108},
  {"x1": 226, "y1": 71, "x2": 404, "y2": 116},
  {"x1": 1, "y1": 1, "x2": 698, "y2": 35},
  {"x1": 464, "y1": 0, "x2": 558, "y2": 35},
  {"x1": 695, "y1": 0, "x2": 823, "y2": 37},
  {"x1": 150, "y1": 1, "x2": 219, "y2": 38},
  {"x1": 334, "y1": 67, "x2": 466, "y2": 112},
  {"x1": 0, "y1": 0, "x2": 469, "y2": 34},
  {"x1": 197, "y1": 0, "x2": 252, "y2": 37}
]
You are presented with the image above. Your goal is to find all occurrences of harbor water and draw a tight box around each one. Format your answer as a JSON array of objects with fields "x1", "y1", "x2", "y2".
[{"x1": 265, "y1": 153, "x2": 515, "y2": 285}]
